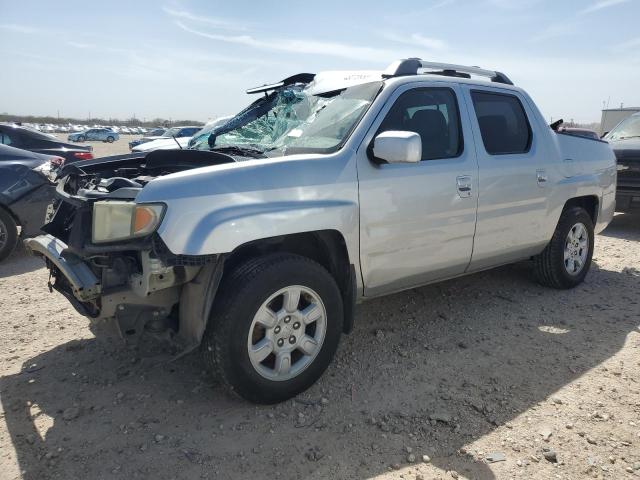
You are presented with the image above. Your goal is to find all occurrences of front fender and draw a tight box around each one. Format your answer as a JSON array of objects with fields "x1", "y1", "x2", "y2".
[
  {"x1": 136, "y1": 153, "x2": 360, "y2": 261},
  {"x1": 158, "y1": 199, "x2": 358, "y2": 257}
]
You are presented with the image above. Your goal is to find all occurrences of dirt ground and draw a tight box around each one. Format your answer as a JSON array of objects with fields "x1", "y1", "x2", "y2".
[
  {"x1": 1, "y1": 156, "x2": 639, "y2": 480},
  {"x1": 55, "y1": 133, "x2": 136, "y2": 158}
]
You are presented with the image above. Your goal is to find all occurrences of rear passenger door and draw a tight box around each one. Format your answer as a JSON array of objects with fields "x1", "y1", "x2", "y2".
[
  {"x1": 358, "y1": 84, "x2": 479, "y2": 296},
  {"x1": 462, "y1": 87, "x2": 549, "y2": 271}
]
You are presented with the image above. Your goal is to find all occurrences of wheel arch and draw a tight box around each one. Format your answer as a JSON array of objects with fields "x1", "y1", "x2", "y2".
[
  {"x1": 177, "y1": 229, "x2": 357, "y2": 350},
  {"x1": 0, "y1": 203, "x2": 21, "y2": 227},
  {"x1": 224, "y1": 230, "x2": 357, "y2": 334},
  {"x1": 563, "y1": 195, "x2": 599, "y2": 225}
]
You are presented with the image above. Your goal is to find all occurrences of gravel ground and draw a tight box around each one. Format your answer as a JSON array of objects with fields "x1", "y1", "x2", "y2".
[
  {"x1": 55, "y1": 133, "x2": 135, "y2": 158},
  {"x1": 0, "y1": 149, "x2": 639, "y2": 480}
]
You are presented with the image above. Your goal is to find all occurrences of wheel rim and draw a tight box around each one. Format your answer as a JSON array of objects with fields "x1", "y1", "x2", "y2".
[
  {"x1": 0, "y1": 218, "x2": 7, "y2": 250},
  {"x1": 564, "y1": 222, "x2": 589, "y2": 275},
  {"x1": 247, "y1": 285, "x2": 327, "y2": 382}
]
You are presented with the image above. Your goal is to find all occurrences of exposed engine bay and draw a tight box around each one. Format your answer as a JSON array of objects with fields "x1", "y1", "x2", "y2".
[{"x1": 58, "y1": 149, "x2": 236, "y2": 199}]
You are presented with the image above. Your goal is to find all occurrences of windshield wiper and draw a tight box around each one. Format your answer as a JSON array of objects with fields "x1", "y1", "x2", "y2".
[
  {"x1": 619, "y1": 135, "x2": 640, "y2": 140},
  {"x1": 172, "y1": 135, "x2": 183, "y2": 149},
  {"x1": 211, "y1": 145, "x2": 265, "y2": 158}
]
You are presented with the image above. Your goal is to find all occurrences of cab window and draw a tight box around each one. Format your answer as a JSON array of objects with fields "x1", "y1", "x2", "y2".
[
  {"x1": 471, "y1": 91, "x2": 531, "y2": 155},
  {"x1": 377, "y1": 88, "x2": 463, "y2": 161}
]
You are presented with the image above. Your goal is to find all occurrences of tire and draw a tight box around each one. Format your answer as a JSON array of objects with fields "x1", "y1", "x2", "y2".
[
  {"x1": 202, "y1": 253, "x2": 344, "y2": 404},
  {"x1": 77, "y1": 135, "x2": 86, "y2": 142},
  {"x1": 106, "y1": 136, "x2": 115, "y2": 143},
  {"x1": 533, "y1": 206, "x2": 594, "y2": 289},
  {"x1": 0, "y1": 208, "x2": 19, "y2": 262}
]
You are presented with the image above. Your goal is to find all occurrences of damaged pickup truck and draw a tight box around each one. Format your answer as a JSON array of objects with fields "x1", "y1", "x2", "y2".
[{"x1": 27, "y1": 59, "x2": 616, "y2": 404}]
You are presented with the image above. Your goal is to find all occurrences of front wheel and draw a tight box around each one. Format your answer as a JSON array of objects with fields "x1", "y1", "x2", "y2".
[
  {"x1": 202, "y1": 253, "x2": 344, "y2": 404},
  {"x1": 533, "y1": 206, "x2": 594, "y2": 289},
  {"x1": 106, "y1": 136, "x2": 115, "y2": 143},
  {"x1": 77, "y1": 135, "x2": 86, "y2": 142}
]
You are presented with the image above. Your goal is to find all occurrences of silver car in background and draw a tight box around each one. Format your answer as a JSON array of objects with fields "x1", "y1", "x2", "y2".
[{"x1": 68, "y1": 128, "x2": 119, "y2": 143}]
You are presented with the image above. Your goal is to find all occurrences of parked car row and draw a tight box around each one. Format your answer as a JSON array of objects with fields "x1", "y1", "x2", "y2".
[{"x1": 10, "y1": 122, "x2": 175, "y2": 135}]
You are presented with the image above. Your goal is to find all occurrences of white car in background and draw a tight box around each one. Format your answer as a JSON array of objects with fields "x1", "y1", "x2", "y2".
[
  {"x1": 131, "y1": 118, "x2": 231, "y2": 153},
  {"x1": 131, "y1": 135, "x2": 193, "y2": 152}
]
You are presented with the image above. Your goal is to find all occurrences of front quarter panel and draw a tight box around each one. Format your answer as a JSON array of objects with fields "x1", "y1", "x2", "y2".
[{"x1": 135, "y1": 152, "x2": 360, "y2": 262}]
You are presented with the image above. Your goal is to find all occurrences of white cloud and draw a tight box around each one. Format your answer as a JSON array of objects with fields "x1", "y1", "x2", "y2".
[
  {"x1": 530, "y1": 22, "x2": 579, "y2": 42},
  {"x1": 174, "y1": 21, "x2": 411, "y2": 63},
  {"x1": 163, "y1": 6, "x2": 248, "y2": 31},
  {"x1": 67, "y1": 41, "x2": 97, "y2": 49},
  {"x1": 580, "y1": 0, "x2": 630, "y2": 14},
  {"x1": 0, "y1": 23, "x2": 38, "y2": 34},
  {"x1": 383, "y1": 32, "x2": 447, "y2": 51},
  {"x1": 615, "y1": 37, "x2": 640, "y2": 49}
]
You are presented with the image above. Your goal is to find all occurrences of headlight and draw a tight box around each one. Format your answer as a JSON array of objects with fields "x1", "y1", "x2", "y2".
[{"x1": 92, "y1": 201, "x2": 165, "y2": 243}]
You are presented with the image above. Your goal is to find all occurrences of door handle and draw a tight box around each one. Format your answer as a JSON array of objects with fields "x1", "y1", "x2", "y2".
[
  {"x1": 536, "y1": 169, "x2": 547, "y2": 187},
  {"x1": 456, "y1": 175, "x2": 472, "y2": 198}
]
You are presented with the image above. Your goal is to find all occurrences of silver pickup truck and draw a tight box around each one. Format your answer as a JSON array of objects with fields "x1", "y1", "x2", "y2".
[{"x1": 27, "y1": 59, "x2": 617, "y2": 404}]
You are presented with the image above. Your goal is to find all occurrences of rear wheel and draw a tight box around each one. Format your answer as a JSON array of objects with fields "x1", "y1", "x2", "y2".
[
  {"x1": 0, "y1": 209, "x2": 19, "y2": 262},
  {"x1": 533, "y1": 206, "x2": 594, "y2": 289},
  {"x1": 202, "y1": 253, "x2": 343, "y2": 404}
]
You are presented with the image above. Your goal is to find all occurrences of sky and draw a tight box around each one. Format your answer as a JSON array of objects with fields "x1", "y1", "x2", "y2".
[{"x1": 1, "y1": 0, "x2": 639, "y2": 124}]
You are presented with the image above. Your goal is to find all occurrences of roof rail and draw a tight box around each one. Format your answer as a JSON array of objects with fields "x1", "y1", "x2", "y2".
[{"x1": 383, "y1": 58, "x2": 514, "y2": 85}]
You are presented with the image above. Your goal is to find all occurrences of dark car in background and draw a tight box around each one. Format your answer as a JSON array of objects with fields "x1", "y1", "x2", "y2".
[
  {"x1": 0, "y1": 144, "x2": 58, "y2": 261},
  {"x1": 0, "y1": 123, "x2": 94, "y2": 165},
  {"x1": 604, "y1": 112, "x2": 640, "y2": 212}
]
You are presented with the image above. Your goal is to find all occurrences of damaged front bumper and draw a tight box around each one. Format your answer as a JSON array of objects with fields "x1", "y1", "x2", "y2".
[
  {"x1": 25, "y1": 233, "x2": 212, "y2": 345},
  {"x1": 25, "y1": 234, "x2": 101, "y2": 302}
]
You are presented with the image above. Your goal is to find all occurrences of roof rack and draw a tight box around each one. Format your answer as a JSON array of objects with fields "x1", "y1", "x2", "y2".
[{"x1": 383, "y1": 58, "x2": 514, "y2": 85}]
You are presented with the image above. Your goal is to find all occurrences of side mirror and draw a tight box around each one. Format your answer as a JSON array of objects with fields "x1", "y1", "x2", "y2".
[
  {"x1": 373, "y1": 131, "x2": 422, "y2": 164},
  {"x1": 601, "y1": 131, "x2": 609, "y2": 139}
]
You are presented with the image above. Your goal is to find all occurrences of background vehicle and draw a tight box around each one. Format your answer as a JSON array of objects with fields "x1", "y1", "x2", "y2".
[
  {"x1": 27, "y1": 60, "x2": 616, "y2": 404},
  {"x1": 68, "y1": 128, "x2": 119, "y2": 143},
  {"x1": 558, "y1": 127, "x2": 600, "y2": 140},
  {"x1": 604, "y1": 112, "x2": 640, "y2": 211},
  {"x1": 0, "y1": 144, "x2": 58, "y2": 261},
  {"x1": 128, "y1": 126, "x2": 201, "y2": 150},
  {"x1": 0, "y1": 123, "x2": 93, "y2": 164},
  {"x1": 131, "y1": 119, "x2": 230, "y2": 152}
]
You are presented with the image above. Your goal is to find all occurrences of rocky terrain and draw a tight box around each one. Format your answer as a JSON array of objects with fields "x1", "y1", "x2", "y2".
[{"x1": 0, "y1": 213, "x2": 639, "y2": 480}]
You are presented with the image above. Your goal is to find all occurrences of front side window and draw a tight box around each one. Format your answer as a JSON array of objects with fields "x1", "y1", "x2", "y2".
[
  {"x1": 471, "y1": 91, "x2": 531, "y2": 155},
  {"x1": 377, "y1": 88, "x2": 462, "y2": 161}
]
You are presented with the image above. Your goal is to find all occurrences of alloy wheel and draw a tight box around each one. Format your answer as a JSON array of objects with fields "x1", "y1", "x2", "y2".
[
  {"x1": 564, "y1": 222, "x2": 589, "y2": 275},
  {"x1": 247, "y1": 285, "x2": 327, "y2": 381}
]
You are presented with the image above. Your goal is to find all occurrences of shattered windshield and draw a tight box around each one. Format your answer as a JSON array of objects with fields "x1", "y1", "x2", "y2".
[
  {"x1": 606, "y1": 115, "x2": 640, "y2": 140},
  {"x1": 189, "y1": 81, "x2": 382, "y2": 156}
]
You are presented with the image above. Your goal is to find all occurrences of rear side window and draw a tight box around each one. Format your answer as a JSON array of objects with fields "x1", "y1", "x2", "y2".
[
  {"x1": 378, "y1": 88, "x2": 462, "y2": 161},
  {"x1": 471, "y1": 91, "x2": 531, "y2": 155}
]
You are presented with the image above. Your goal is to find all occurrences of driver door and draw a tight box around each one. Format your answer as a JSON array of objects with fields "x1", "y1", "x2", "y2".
[{"x1": 357, "y1": 83, "x2": 479, "y2": 296}]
